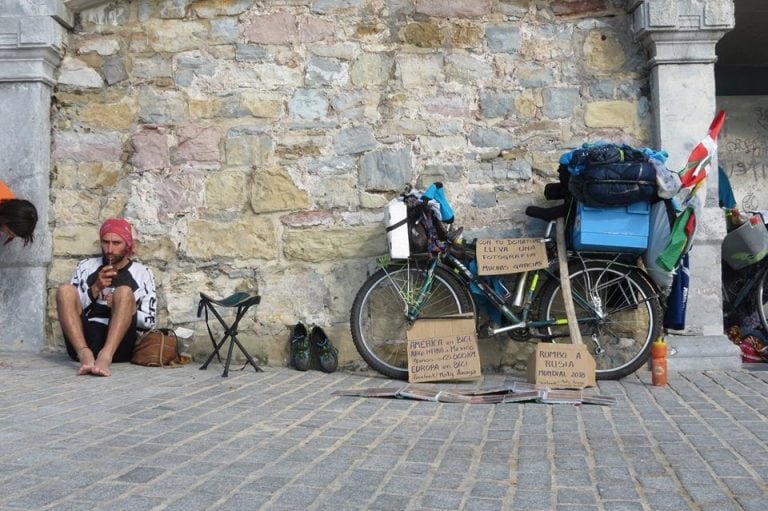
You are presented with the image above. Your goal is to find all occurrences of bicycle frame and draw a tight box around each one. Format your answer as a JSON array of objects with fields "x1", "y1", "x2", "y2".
[{"x1": 399, "y1": 228, "x2": 654, "y2": 339}]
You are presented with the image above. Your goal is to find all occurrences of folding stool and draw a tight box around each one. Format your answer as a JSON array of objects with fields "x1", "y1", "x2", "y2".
[{"x1": 197, "y1": 291, "x2": 263, "y2": 377}]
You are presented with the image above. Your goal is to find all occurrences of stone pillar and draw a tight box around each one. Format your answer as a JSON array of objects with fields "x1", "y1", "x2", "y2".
[
  {"x1": 0, "y1": 2, "x2": 68, "y2": 350},
  {"x1": 630, "y1": 0, "x2": 741, "y2": 369}
]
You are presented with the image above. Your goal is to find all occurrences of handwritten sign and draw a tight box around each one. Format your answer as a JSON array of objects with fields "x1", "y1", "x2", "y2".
[
  {"x1": 406, "y1": 316, "x2": 481, "y2": 383},
  {"x1": 475, "y1": 238, "x2": 548, "y2": 275},
  {"x1": 527, "y1": 343, "x2": 596, "y2": 389},
  {"x1": 718, "y1": 96, "x2": 768, "y2": 211}
]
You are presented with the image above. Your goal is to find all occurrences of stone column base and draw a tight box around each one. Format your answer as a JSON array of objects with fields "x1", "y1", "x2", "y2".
[{"x1": 666, "y1": 334, "x2": 742, "y2": 371}]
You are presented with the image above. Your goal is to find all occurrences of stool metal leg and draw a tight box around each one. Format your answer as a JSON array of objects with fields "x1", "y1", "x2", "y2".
[{"x1": 198, "y1": 298, "x2": 263, "y2": 377}]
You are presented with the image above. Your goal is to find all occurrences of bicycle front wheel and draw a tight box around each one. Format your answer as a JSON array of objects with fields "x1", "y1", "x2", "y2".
[
  {"x1": 535, "y1": 260, "x2": 662, "y2": 380},
  {"x1": 350, "y1": 263, "x2": 473, "y2": 380}
]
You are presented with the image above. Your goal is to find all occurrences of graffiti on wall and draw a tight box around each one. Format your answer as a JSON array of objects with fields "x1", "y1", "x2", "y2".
[{"x1": 717, "y1": 97, "x2": 768, "y2": 210}]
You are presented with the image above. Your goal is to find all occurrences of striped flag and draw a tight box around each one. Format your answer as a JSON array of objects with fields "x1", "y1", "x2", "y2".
[{"x1": 656, "y1": 111, "x2": 726, "y2": 272}]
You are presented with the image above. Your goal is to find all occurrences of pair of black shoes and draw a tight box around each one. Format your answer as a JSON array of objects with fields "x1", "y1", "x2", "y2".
[{"x1": 290, "y1": 323, "x2": 338, "y2": 373}]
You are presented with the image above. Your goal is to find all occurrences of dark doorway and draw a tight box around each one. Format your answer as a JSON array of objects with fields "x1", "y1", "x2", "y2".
[{"x1": 716, "y1": 0, "x2": 768, "y2": 95}]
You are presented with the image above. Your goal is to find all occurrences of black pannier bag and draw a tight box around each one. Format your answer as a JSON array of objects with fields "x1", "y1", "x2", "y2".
[
  {"x1": 560, "y1": 143, "x2": 658, "y2": 207},
  {"x1": 567, "y1": 161, "x2": 658, "y2": 207}
]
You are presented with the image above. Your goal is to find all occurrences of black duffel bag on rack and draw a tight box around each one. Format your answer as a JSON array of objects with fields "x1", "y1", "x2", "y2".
[{"x1": 566, "y1": 161, "x2": 658, "y2": 207}]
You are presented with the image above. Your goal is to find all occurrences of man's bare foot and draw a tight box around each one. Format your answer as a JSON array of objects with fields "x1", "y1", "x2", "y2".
[
  {"x1": 91, "y1": 354, "x2": 112, "y2": 377},
  {"x1": 77, "y1": 347, "x2": 96, "y2": 375}
]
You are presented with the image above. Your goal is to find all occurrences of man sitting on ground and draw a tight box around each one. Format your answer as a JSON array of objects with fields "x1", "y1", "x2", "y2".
[{"x1": 56, "y1": 218, "x2": 157, "y2": 376}]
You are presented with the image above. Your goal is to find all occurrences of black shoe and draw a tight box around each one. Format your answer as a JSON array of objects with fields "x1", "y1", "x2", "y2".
[
  {"x1": 290, "y1": 323, "x2": 310, "y2": 371},
  {"x1": 310, "y1": 326, "x2": 338, "y2": 373}
]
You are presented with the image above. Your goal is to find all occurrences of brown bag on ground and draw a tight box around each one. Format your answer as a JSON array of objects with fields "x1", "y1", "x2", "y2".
[{"x1": 131, "y1": 328, "x2": 187, "y2": 367}]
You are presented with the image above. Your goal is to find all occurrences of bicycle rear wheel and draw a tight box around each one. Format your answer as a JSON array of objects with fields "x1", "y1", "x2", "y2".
[
  {"x1": 350, "y1": 262, "x2": 472, "y2": 380},
  {"x1": 535, "y1": 259, "x2": 662, "y2": 380}
]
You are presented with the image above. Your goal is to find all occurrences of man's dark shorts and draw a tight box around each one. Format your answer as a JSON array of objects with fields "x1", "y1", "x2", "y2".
[{"x1": 64, "y1": 310, "x2": 138, "y2": 363}]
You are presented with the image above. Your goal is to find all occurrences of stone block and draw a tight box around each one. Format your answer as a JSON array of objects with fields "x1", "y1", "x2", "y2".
[
  {"x1": 205, "y1": 171, "x2": 248, "y2": 211},
  {"x1": 192, "y1": 0, "x2": 252, "y2": 18},
  {"x1": 145, "y1": 19, "x2": 209, "y2": 53},
  {"x1": 300, "y1": 16, "x2": 336, "y2": 43},
  {"x1": 414, "y1": 0, "x2": 491, "y2": 18},
  {"x1": 249, "y1": 166, "x2": 310, "y2": 214},
  {"x1": 280, "y1": 210, "x2": 335, "y2": 228},
  {"x1": 210, "y1": 17, "x2": 240, "y2": 42},
  {"x1": 335, "y1": 125, "x2": 376, "y2": 155},
  {"x1": 174, "y1": 51, "x2": 216, "y2": 87},
  {"x1": 186, "y1": 217, "x2": 277, "y2": 259},
  {"x1": 225, "y1": 128, "x2": 274, "y2": 167},
  {"x1": 79, "y1": 97, "x2": 136, "y2": 130},
  {"x1": 401, "y1": 22, "x2": 442, "y2": 48},
  {"x1": 448, "y1": 21, "x2": 483, "y2": 47},
  {"x1": 189, "y1": 97, "x2": 221, "y2": 119},
  {"x1": 396, "y1": 54, "x2": 444, "y2": 87},
  {"x1": 148, "y1": 170, "x2": 208, "y2": 219},
  {"x1": 311, "y1": 176, "x2": 359, "y2": 209},
  {"x1": 55, "y1": 161, "x2": 121, "y2": 189},
  {"x1": 288, "y1": 89, "x2": 329, "y2": 120},
  {"x1": 584, "y1": 100, "x2": 635, "y2": 128},
  {"x1": 542, "y1": 87, "x2": 580, "y2": 119},
  {"x1": 485, "y1": 25, "x2": 522, "y2": 53},
  {"x1": 444, "y1": 53, "x2": 493, "y2": 84},
  {"x1": 138, "y1": 87, "x2": 188, "y2": 124},
  {"x1": 53, "y1": 224, "x2": 100, "y2": 257},
  {"x1": 52, "y1": 190, "x2": 103, "y2": 225},
  {"x1": 360, "y1": 148, "x2": 413, "y2": 191},
  {"x1": 173, "y1": 125, "x2": 222, "y2": 164},
  {"x1": 306, "y1": 57, "x2": 349, "y2": 87},
  {"x1": 283, "y1": 225, "x2": 386, "y2": 262},
  {"x1": 479, "y1": 90, "x2": 517, "y2": 119},
  {"x1": 469, "y1": 127, "x2": 514, "y2": 149},
  {"x1": 350, "y1": 53, "x2": 393, "y2": 86},
  {"x1": 418, "y1": 135, "x2": 466, "y2": 155},
  {"x1": 584, "y1": 29, "x2": 626, "y2": 71},
  {"x1": 131, "y1": 127, "x2": 171, "y2": 171},
  {"x1": 242, "y1": 11, "x2": 298, "y2": 44},
  {"x1": 102, "y1": 55, "x2": 128, "y2": 85},
  {"x1": 57, "y1": 57, "x2": 103, "y2": 88},
  {"x1": 551, "y1": 0, "x2": 610, "y2": 17},
  {"x1": 311, "y1": 0, "x2": 365, "y2": 14},
  {"x1": 53, "y1": 132, "x2": 122, "y2": 162}
]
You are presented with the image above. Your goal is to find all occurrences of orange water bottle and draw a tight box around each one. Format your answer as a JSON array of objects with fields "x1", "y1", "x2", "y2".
[{"x1": 651, "y1": 338, "x2": 667, "y2": 386}]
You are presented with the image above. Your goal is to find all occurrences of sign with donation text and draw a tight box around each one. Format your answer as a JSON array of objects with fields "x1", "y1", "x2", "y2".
[
  {"x1": 406, "y1": 315, "x2": 481, "y2": 383},
  {"x1": 527, "y1": 343, "x2": 596, "y2": 389},
  {"x1": 476, "y1": 238, "x2": 548, "y2": 275}
]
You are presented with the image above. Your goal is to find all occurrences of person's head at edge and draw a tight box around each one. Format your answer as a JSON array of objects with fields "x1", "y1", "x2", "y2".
[
  {"x1": 99, "y1": 218, "x2": 134, "y2": 267},
  {"x1": 0, "y1": 199, "x2": 38, "y2": 246}
]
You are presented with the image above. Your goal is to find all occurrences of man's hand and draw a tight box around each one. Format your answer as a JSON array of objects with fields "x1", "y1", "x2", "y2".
[
  {"x1": 92, "y1": 264, "x2": 117, "y2": 302},
  {"x1": 98, "y1": 264, "x2": 117, "y2": 288}
]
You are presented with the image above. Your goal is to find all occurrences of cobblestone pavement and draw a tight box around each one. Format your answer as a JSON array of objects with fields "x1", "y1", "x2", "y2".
[{"x1": 0, "y1": 353, "x2": 766, "y2": 511}]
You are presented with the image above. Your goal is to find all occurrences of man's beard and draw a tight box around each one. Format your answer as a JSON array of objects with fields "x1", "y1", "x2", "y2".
[{"x1": 104, "y1": 252, "x2": 127, "y2": 265}]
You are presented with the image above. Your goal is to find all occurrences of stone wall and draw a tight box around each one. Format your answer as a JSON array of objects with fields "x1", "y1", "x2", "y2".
[{"x1": 47, "y1": 0, "x2": 653, "y2": 373}]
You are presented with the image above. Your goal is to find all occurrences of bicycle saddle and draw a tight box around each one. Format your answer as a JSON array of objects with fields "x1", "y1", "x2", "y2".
[{"x1": 525, "y1": 203, "x2": 568, "y2": 222}]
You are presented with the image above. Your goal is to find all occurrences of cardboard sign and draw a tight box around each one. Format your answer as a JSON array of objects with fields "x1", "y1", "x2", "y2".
[
  {"x1": 406, "y1": 316, "x2": 481, "y2": 383},
  {"x1": 476, "y1": 238, "x2": 548, "y2": 275},
  {"x1": 527, "y1": 343, "x2": 596, "y2": 389}
]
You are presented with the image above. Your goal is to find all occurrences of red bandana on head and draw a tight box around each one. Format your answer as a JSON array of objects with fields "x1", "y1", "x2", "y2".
[{"x1": 99, "y1": 218, "x2": 134, "y2": 256}]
